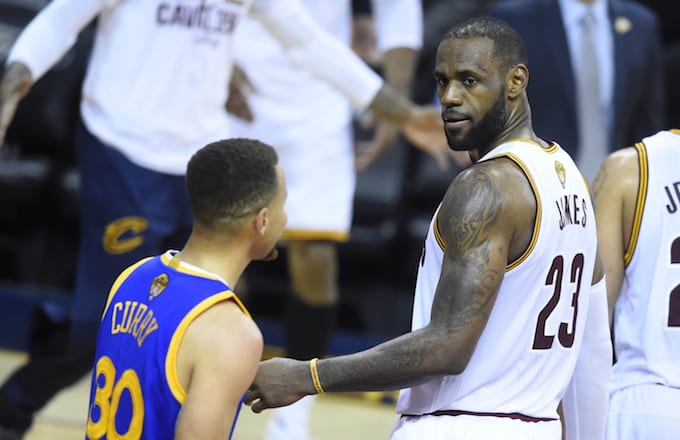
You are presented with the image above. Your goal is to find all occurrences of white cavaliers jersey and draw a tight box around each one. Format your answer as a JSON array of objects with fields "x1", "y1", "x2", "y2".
[
  {"x1": 396, "y1": 139, "x2": 598, "y2": 420},
  {"x1": 81, "y1": 0, "x2": 254, "y2": 175},
  {"x1": 610, "y1": 129, "x2": 680, "y2": 394},
  {"x1": 8, "y1": 0, "x2": 384, "y2": 175}
]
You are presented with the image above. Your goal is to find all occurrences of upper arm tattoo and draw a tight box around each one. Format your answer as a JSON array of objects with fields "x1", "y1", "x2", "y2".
[{"x1": 434, "y1": 165, "x2": 506, "y2": 329}]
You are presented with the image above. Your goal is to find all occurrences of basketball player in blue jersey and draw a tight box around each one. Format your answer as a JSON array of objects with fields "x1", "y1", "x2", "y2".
[
  {"x1": 85, "y1": 138, "x2": 287, "y2": 440},
  {"x1": 244, "y1": 17, "x2": 612, "y2": 439},
  {"x1": 594, "y1": 129, "x2": 680, "y2": 438}
]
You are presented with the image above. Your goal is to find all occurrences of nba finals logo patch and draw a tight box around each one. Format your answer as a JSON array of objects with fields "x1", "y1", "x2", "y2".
[
  {"x1": 149, "y1": 273, "x2": 169, "y2": 301},
  {"x1": 555, "y1": 160, "x2": 566, "y2": 189}
]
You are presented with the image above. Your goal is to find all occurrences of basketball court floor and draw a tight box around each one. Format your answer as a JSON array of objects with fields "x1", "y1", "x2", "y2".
[{"x1": 0, "y1": 349, "x2": 399, "y2": 439}]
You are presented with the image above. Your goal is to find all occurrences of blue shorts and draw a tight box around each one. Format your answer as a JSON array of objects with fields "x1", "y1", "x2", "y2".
[{"x1": 69, "y1": 119, "x2": 192, "y2": 343}]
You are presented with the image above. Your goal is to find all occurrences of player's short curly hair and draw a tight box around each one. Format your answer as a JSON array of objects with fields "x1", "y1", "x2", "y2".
[
  {"x1": 442, "y1": 16, "x2": 528, "y2": 74},
  {"x1": 186, "y1": 138, "x2": 279, "y2": 230}
]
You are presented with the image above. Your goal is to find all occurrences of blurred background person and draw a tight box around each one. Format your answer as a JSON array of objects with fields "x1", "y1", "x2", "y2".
[
  {"x1": 227, "y1": 1, "x2": 427, "y2": 438},
  {"x1": 593, "y1": 129, "x2": 680, "y2": 439},
  {"x1": 489, "y1": 0, "x2": 666, "y2": 183}
]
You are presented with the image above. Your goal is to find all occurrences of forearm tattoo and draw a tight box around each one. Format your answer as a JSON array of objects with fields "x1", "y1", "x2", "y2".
[{"x1": 317, "y1": 166, "x2": 507, "y2": 392}]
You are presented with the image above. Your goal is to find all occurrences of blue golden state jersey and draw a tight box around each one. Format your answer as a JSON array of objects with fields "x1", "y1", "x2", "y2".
[{"x1": 85, "y1": 250, "x2": 250, "y2": 440}]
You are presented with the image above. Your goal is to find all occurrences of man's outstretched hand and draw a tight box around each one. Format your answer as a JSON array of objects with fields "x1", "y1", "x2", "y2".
[
  {"x1": 402, "y1": 105, "x2": 459, "y2": 171},
  {"x1": 245, "y1": 357, "x2": 317, "y2": 413}
]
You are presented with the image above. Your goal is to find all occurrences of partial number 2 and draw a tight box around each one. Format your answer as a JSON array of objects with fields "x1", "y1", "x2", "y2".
[
  {"x1": 86, "y1": 356, "x2": 144, "y2": 439},
  {"x1": 533, "y1": 253, "x2": 584, "y2": 349},
  {"x1": 669, "y1": 237, "x2": 680, "y2": 327}
]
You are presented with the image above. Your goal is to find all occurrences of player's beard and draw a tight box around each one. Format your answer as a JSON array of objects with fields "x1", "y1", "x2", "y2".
[{"x1": 445, "y1": 89, "x2": 508, "y2": 153}]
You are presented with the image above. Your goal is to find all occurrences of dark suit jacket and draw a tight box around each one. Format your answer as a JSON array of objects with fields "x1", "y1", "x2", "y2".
[{"x1": 489, "y1": 0, "x2": 666, "y2": 155}]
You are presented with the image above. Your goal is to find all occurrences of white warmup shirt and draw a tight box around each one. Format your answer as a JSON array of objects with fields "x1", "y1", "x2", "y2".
[
  {"x1": 610, "y1": 129, "x2": 680, "y2": 393},
  {"x1": 396, "y1": 140, "x2": 598, "y2": 420},
  {"x1": 228, "y1": 0, "x2": 422, "y2": 236},
  {"x1": 6, "y1": 0, "x2": 383, "y2": 174},
  {"x1": 232, "y1": 0, "x2": 422, "y2": 140}
]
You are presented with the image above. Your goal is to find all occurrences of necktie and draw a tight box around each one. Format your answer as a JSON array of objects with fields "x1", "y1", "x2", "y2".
[{"x1": 576, "y1": 11, "x2": 608, "y2": 184}]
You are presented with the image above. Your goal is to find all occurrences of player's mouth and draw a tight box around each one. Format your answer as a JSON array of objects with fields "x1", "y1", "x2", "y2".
[{"x1": 443, "y1": 113, "x2": 470, "y2": 129}]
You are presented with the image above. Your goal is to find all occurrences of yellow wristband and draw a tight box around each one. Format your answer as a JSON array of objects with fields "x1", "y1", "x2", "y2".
[{"x1": 310, "y1": 357, "x2": 325, "y2": 394}]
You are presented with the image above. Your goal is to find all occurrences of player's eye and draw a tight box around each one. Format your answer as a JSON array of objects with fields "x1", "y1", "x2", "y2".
[{"x1": 463, "y1": 77, "x2": 477, "y2": 86}]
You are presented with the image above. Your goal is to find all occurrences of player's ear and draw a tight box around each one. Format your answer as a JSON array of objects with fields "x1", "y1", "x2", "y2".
[
  {"x1": 253, "y1": 207, "x2": 269, "y2": 236},
  {"x1": 506, "y1": 63, "x2": 528, "y2": 99}
]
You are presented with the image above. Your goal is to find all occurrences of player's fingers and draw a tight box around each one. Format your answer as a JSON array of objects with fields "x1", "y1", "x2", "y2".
[
  {"x1": 250, "y1": 399, "x2": 267, "y2": 414},
  {"x1": 244, "y1": 388, "x2": 259, "y2": 405}
]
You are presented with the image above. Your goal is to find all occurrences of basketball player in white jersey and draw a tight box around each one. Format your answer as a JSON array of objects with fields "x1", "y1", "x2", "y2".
[
  {"x1": 594, "y1": 129, "x2": 680, "y2": 439},
  {"x1": 245, "y1": 17, "x2": 609, "y2": 439},
  {"x1": 0, "y1": 0, "x2": 444, "y2": 437},
  {"x1": 227, "y1": 1, "x2": 423, "y2": 437}
]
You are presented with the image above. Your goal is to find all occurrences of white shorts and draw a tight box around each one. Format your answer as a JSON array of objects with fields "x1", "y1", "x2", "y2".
[
  {"x1": 229, "y1": 116, "x2": 355, "y2": 242},
  {"x1": 390, "y1": 414, "x2": 562, "y2": 440},
  {"x1": 606, "y1": 384, "x2": 680, "y2": 440}
]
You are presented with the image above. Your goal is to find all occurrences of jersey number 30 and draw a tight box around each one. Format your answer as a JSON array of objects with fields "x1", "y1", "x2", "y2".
[
  {"x1": 533, "y1": 253, "x2": 584, "y2": 349},
  {"x1": 86, "y1": 356, "x2": 144, "y2": 439}
]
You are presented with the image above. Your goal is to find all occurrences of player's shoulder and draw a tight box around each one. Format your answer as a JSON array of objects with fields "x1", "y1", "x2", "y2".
[
  {"x1": 177, "y1": 300, "x2": 262, "y2": 384},
  {"x1": 202, "y1": 298, "x2": 260, "y2": 335},
  {"x1": 441, "y1": 157, "x2": 530, "y2": 221},
  {"x1": 449, "y1": 157, "x2": 510, "y2": 192},
  {"x1": 602, "y1": 145, "x2": 638, "y2": 175},
  {"x1": 186, "y1": 299, "x2": 262, "y2": 354},
  {"x1": 594, "y1": 146, "x2": 639, "y2": 198},
  {"x1": 452, "y1": 156, "x2": 531, "y2": 196}
]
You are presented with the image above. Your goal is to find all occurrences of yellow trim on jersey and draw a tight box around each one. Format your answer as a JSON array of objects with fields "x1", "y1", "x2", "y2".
[
  {"x1": 433, "y1": 212, "x2": 446, "y2": 252},
  {"x1": 101, "y1": 257, "x2": 153, "y2": 321},
  {"x1": 581, "y1": 173, "x2": 593, "y2": 200},
  {"x1": 502, "y1": 153, "x2": 541, "y2": 272},
  {"x1": 159, "y1": 252, "x2": 249, "y2": 317},
  {"x1": 229, "y1": 293, "x2": 250, "y2": 319},
  {"x1": 282, "y1": 229, "x2": 350, "y2": 242},
  {"x1": 624, "y1": 142, "x2": 649, "y2": 266},
  {"x1": 497, "y1": 138, "x2": 559, "y2": 153},
  {"x1": 165, "y1": 290, "x2": 250, "y2": 404},
  {"x1": 160, "y1": 253, "x2": 222, "y2": 281}
]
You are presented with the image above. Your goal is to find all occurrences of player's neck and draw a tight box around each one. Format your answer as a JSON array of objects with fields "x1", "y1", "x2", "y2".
[
  {"x1": 493, "y1": 102, "x2": 542, "y2": 150},
  {"x1": 175, "y1": 234, "x2": 249, "y2": 288}
]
